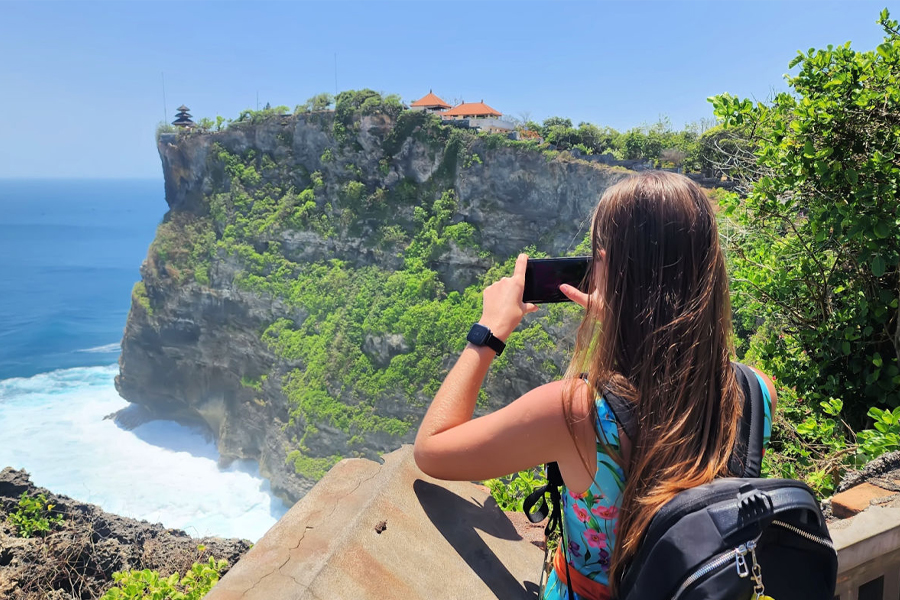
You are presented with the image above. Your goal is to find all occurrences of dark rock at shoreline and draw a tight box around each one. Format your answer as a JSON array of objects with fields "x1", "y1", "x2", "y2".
[{"x1": 0, "y1": 467, "x2": 251, "y2": 600}]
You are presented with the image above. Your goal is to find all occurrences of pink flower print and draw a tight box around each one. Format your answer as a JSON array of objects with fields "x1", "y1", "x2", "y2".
[
  {"x1": 584, "y1": 529, "x2": 607, "y2": 549},
  {"x1": 573, "y1": 504, "x2": 590, "y2": 522},
  {"x1": 591, "y1": 504, "x2": 619, "y2": 520},
  {"x1": 569, "y1": 490, "x2": 586, "y2": 500},
  {"x1": 591, "y1": 494, "x2": 606, "y2": 504}
]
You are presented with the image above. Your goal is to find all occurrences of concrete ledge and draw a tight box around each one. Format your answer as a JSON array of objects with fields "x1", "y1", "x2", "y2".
[
  {"x1": 832, "y1": 506, "x2": 900, "y2": 572},
  {"x1": 207, "y1": 446, "x2": 543, "y2": 600}
]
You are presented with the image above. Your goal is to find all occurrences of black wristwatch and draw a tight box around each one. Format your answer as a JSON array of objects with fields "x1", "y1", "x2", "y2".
[{"x1": 466, "y1": 323, "x2": 505, "y2": 356}]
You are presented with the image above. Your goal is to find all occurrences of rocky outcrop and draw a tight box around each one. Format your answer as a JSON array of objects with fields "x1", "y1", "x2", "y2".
[
  {"x1": 117, "y1": 108, "x2": 630, "y2": 505},
  {"x1": 0, "y1": 467, "x2": 250, "y2": 600}
]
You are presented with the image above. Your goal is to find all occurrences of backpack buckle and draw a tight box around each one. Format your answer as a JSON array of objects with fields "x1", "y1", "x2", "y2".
[{"x1": 737, "y1": 484, "x2": 774, "y2": 523}]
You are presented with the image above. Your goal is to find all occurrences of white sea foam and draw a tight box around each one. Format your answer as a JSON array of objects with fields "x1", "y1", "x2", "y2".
[
  {"x1": 0, "y1": 365, "x2": 288, "y2": 541},
  {"x1": 78, "y1": 343, "x2": 121, "y2": 353}
]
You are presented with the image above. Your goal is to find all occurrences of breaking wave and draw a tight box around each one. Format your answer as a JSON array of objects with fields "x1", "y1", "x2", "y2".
[{"x1": 0, "y1": 365, "x2": 288, "y2": 541}]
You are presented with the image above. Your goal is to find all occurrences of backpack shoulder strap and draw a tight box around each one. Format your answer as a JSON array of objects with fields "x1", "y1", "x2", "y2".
[
  {"x1": 523, "y1": 462, "x2": 563, "y2": 526},
  {"x1": 604, "y1": 390, "x2": 637, "y2": 441},
  {"x1": 730, "y1": 362, "x2": 766, "y2": 478}
]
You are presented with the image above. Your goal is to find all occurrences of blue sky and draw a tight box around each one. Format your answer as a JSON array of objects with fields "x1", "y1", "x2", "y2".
[{"x1": 0, "y1": 1, "x2": 892, "y2": 179}]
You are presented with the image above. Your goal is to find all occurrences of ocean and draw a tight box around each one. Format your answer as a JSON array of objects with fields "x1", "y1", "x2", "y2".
[{"x1": 0, "y1": 179, "x2": 287, "y2": 541}]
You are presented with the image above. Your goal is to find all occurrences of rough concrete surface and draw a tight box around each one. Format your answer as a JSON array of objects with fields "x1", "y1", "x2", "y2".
[
  {"x1": 206, "y1": 445, "x2": 544, "y2": 600},
  {"x1": 831, "y1": 506, "x2": 900, "y2": 573}
]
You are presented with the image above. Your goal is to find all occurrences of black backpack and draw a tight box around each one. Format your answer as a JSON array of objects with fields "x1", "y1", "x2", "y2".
[{"x1": 524, "y1": 363, "x2": 837, "y2": 600}]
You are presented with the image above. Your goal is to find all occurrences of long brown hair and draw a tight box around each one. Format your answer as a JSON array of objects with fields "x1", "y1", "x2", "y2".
[{"x1": 563, "y1": 171, "x2": 741, "y2": 594}]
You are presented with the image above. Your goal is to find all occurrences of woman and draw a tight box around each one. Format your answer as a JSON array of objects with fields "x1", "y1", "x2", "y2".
[{"x1": 414, "y1": 171, "x2": 776, "y2": 599}]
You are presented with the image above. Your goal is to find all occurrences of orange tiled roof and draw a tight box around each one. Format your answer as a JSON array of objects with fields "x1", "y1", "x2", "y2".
[
  {"x1": 410, "y1": 91, "x2": 451, "y2": 109},
  {"x1": 442, "y1": 100, "x2": 502, "y2": 118}
]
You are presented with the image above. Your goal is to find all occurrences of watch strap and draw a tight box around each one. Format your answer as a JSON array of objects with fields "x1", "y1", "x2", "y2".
[{"x1": 484, "y1": 332, "x2": 505, "y2": 356}]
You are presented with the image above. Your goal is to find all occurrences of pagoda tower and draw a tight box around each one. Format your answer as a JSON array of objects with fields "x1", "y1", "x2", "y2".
[{"x1": 172, "y1": 105, "x2": 194, "y2": 128}]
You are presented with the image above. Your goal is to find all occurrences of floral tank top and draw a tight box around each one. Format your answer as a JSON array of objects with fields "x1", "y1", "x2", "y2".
[{"x1": 542, "y1": 374, "x2": 773, "y2": 600}]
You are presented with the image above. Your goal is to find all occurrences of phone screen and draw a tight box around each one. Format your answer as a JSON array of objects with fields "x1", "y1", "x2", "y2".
[{"x1": 523, "y1": 257, "x2": 592, "y2": 303}]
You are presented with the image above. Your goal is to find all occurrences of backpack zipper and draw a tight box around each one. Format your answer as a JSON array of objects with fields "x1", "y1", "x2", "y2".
[
  {"x1": 771, "y1": 520, "x2": 834, "y2": 549},
  {"x1": 669, "y1": 523, "x2": 832, "y2": 600},
  {"x1": 670, "y1": 543, "x2": 751, "y2": 600}
]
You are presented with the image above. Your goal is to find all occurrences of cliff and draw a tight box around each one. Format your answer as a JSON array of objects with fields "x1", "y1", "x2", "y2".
[{"x1": 116, "y1": 97, "x2": 630, "y2": 504}]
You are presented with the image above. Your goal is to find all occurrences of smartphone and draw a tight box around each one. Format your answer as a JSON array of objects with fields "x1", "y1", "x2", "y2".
[{"x1": 523, "y1": 257, "x2": 593, "y2": 303}]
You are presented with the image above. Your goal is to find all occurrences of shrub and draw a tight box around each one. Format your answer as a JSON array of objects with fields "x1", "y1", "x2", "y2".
[
  {"x1": 484, "y1": 468, "x2": 548, "y2": 512},
  {"x1": 101, "y1": 551, "x2": 228, "y2": 600},
  {"x1": 155, "y1": 122, "x2": 178, "y2": 141},
  {"x1": 295, "y1": 93, "x2": 334, "y2": 113},
  {"x1": 711, "y1": 9, "x2": 900, "y2": 492},
  {"x1": 7, "y1": 492, "x2": 63, "y2": 538},
  {"x1": 711, "y1": 10, "x2": 900, "y2": 424},
  {"x1": 132, "y1": 282, "x2": 152, "y2": 316}
]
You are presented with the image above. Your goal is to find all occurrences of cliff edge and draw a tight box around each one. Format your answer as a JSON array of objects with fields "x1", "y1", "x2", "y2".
[{"x1": 116, "y1": 98, "x2": 629, "y2": 504}]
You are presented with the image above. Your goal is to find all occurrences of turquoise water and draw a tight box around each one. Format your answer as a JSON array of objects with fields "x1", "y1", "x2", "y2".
[{"x1": 0, "y1": 180, "x2": 287, "y2": 540}]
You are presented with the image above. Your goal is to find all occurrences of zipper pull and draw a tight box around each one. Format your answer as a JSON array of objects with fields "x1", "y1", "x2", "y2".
[
  {"x1": 735, "y1": 545, "x2": 749, "y2": 578},
  {"x1": 749, "y1": 540, "x2": 766, "y2": 596}
]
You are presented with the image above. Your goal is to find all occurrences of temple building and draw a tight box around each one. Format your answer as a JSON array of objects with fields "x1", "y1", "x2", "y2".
[
  {"x1": 408, "y1": 92, "x2": 515, "y2": 134},
  {"x1": 441, "y1": 99, "x2": 512, "y2": 134},
  {"x1": 409, "y1": 91, "x2": 451, "y2": 114},
  {"x1": 441, "y1": 100, "x2": 502, "y2": 120},
  {"x1": 172, "y1": 105, "x2": 195, "y2": 128}
]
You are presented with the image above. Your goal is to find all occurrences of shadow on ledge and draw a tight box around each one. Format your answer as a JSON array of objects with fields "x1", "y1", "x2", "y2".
[
  {"x1": 415, "y1": 479, "x2": 539, "y2": 599},
  {"x1": 206, "y1": 445, "x2": 544, "y2": 600}
]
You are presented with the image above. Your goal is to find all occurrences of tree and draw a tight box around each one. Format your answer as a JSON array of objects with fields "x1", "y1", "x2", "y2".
[
  {"x1": 541, "y1": 116, "x2": 573, "y2": 131},
  {"x1": 712, "y1": 9, "x2": 900, "y2": 425},
  {"x1": 296, "y1": 93, "x2": 334, "y2": 113},
  {"x1": 621, "y1": 128, "x2": 646, "y2": 160},
  {"x1": 576, "y1": 123, "x2": 620, "y2": 155}
]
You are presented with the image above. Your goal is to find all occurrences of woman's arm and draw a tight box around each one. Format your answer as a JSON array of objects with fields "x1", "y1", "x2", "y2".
[
  {"x1": 414, "y1": 254, "x2": 595, "y2": 483},
  {"x1": 414, "y1": 378, "x2": 585, "y2": 481}
]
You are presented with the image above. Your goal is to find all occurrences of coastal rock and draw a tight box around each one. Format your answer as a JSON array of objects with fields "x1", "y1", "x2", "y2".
[{"x1": 0, "y1": 468, "x2": 250, "y2": 600}]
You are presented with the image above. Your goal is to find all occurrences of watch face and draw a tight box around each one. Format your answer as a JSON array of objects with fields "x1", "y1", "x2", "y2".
[{"x1": 467, "y1": 324, "x2": 490, "y2": 345}]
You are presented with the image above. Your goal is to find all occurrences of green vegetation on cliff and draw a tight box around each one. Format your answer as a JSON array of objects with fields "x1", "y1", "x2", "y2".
[{"x1": 144, "y1": 89, "x2": 579, "y2": 482}]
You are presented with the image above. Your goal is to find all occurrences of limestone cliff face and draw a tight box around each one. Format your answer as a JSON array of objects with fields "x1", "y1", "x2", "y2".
[{"x1": 116, "y1": 108, "x2": 629, "y2": 504}]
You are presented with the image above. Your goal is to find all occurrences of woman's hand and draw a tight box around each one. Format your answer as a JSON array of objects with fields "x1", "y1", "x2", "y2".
[
  {"x1": 560, "y1": 249, "x2": 604, "y2": 309},
  {"x1": 478, "y1": 253, "x2": 539, "y2": 341},
  {"x1": 559, "y1": 284, "x2": 591, "y2": 307}
]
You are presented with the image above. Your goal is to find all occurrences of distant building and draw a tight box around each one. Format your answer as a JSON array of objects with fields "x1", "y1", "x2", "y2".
[
  {"x1": 172, "y1": 105, "x2": 194, "y2": 128},
  {"x1": 441, "y1": 100, "x2": 502, "y2": 120},
  {"x1": 409, "y1": 91, "x2": 452, "y2": 114},
  {"x1": 441, "y1": 100, "x2": 513, "y2": 134}
]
